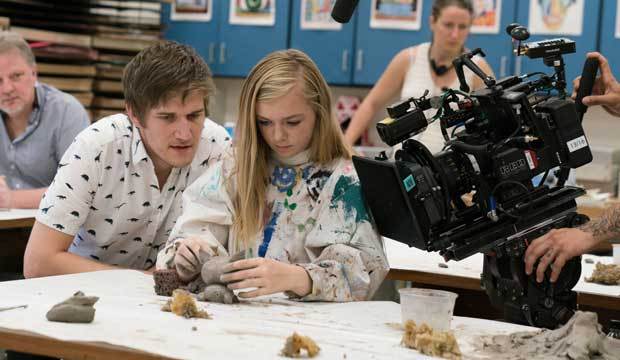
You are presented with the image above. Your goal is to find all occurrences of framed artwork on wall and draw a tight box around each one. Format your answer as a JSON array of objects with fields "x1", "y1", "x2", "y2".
[
  {"x1": 301, "y1": 0, "x2": 342, "y2": 30},
  {"x1": 171, "y1": 0, "x2": 213, "y2": 22},
  {"x1": 229, "y1": 0, "x2": 276, "y2": 26},
  {"x1": 370, "y1": 0, "x2": 423, "y2": 31},
  {"x1": 528, "y1": 0, "x2": 584, "y2": 36},
  {"x1": 471, "y1": 0, "x2": 501, "y2": 34}
]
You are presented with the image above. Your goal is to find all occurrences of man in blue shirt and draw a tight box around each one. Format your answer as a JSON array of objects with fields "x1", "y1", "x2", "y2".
[{"x1": 0, "y1": 31, "x2": 90, "y2": 209}]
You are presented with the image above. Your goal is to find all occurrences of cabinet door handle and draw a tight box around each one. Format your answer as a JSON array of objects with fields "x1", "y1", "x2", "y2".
[
  {"x1": 500, "y1": 56, "x2": 507, "y2": 78},
  {"x1": 515, "y1": 56, "x2": 522, "y2": 76},
  {"x1": 219, "y1": 42, "x2": 226, "y2": 64},
  {"x1": 341, "y1": 49, "x2": 349, "y2": 72},
  {"x1": 208, "y1": 43, "x2": 215, "y2": 64},
  {"x1": 356, "y1": 49, "x2": 363, "y2": 71}
]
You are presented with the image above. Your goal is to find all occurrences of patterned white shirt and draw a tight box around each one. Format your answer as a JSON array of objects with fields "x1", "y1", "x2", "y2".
[{"x1": 36, "y1": 114, "x2": 231, "y2": 270}]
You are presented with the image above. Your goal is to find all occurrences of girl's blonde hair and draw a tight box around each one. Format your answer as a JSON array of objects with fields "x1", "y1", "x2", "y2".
[{"x1": 232, "y1": 49, "x2": 352, "y2": 249}]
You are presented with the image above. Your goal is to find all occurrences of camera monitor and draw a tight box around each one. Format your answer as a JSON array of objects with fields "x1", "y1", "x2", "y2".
[{"x1": 352, "y1": 155, "x2": 425, "y2": 249}]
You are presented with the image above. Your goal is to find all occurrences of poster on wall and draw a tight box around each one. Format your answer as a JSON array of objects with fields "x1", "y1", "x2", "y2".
[
  {"x1": 528, "y1": 0, "x2": 584, "y2": 35},
  {"x1": 301, "y1": 0, "x2": 342, "y2": 30},
  {"x1": 616, "y1": 0, "x2": 620, "y2": 38},
  {"x1": 171, "y1": 0, "x2": 212, "y2": 21},
  {"x1": 229, "y1": 0, "x2": 276, "y2": 26},
  {"x1": 370, "y1": 0, "x2": 423, "y2": 31},
  {"x1": 471, "y1": 0, "x2": 501, "y2": 34}
]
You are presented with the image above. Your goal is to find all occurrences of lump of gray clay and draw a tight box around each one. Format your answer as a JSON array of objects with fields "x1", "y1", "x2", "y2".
[
  {"x1": 46, "y1": 291, "x2": 99, "y2": 323},
  {"x1": 196, "y1": 284, "x2": 238, "y2": 304},
  {"x1": 201, "y1": 251, "x2": 245, "y2": 286}
]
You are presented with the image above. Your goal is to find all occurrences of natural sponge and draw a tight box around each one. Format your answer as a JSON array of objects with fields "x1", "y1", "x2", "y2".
[{"x1": 154, "y1": 268, "x2": 184, "y2": 296}]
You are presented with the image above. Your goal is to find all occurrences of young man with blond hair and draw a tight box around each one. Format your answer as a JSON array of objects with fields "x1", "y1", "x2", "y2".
[{"x1": 24, "y1": 41, "x2": 230, "y2": 277}]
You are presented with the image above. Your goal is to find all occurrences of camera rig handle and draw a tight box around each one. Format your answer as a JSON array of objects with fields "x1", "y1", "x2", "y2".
[
  {"x1": 574, "y1": 57, "x2": 600, "y2": 122},
  {"x1": 453, "y1": 48, "x2": 496, "y2": 93}
]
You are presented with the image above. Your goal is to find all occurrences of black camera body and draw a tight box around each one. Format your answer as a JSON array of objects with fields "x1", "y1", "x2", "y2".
[{"x1": 353, "y1": 33, "x2": 597, "y2": 329}]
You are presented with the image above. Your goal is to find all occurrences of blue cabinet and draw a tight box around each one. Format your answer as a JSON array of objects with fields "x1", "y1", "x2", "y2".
[
  {"x1": 163, "y1": 1, "x2": 290, "y2": 77},
  {"x1": 515, "y1": 0, "x2": 602, "y2": 90},
  {"x1": 467, "y1": 1, "x2": 519, "y2": 79},
  {"x1": 600, "y1": 0, "x2": 620, "y2": 80},
  {"x1": 218, "y1": 1, "x2": 291, "y2": 77},
  {"x1": 353, "y1": 0, "x2": 432, "y2": 86},
  {"x1": 163, "y1": 1, "x2": 612, "y2": 89},
  {"x1": 289, "y1": 1, "x2": 356, "y2": 85},
  {"x1": 162, "y1": 2, "x2": 222, "y2": 69}
]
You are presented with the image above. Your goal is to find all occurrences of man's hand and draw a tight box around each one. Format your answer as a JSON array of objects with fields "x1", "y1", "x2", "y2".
[
  {"x1": 0, "y1": 176, "x2": 12, "y2": 210},
  {"x1": 173, "y1": 237, "x2": 216, "y2": 281},
  {"x1": 524, "y1": 228, "x2": 599, "y2": 283},
  {"x1": 220, "y1": 258, "x2": 312, "y2": 299},
  {"x1": 572, "y1": 52, "x2": 620, "y2": 117}
]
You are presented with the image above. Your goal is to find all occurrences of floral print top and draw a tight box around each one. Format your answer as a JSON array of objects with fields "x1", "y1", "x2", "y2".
[{"x1": 156, "y1": 150, "x2": 389, "y2": 302}]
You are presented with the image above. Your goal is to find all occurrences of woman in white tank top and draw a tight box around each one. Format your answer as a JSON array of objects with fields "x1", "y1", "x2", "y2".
[
  {"x1": 344, "y1": 0, "x2": 495, "y2": 154},
  {"x1": 400, "y1": 42, "x2": 485, "y2": 153}
]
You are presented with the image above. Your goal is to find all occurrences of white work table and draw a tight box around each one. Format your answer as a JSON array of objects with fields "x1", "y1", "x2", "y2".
[
  {"x1": 385, "y1": 238, "x2": 620, "y2": 310},
  {"x1": 0, "y1": 209, "x2": 38, "y2": 230},
  {"x1": 0, "y1": 270, "x2": 535, "y2": 360}
]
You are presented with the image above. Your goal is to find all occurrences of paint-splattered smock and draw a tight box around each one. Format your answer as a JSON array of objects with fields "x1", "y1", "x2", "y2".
[{"x1": 156, "y1": 150, "x2": 389, "y2": 302}]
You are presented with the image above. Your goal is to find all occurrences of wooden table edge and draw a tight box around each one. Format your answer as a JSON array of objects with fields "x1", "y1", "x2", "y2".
[
  {"x1": 0, "y1": 218, "x2": 35, "y2": 230},
  {"x1": 0, "y1": 327, "x2": 175, "y2": 360},
  {"x1": 387, "y1": 268, "x2": 482, "y2": 291}
]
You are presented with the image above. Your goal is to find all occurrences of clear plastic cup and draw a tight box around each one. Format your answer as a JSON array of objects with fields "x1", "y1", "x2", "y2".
[
  {"x1": 613, "y1": 244, "x2": 620, "y2": 265},
  {"x1": 398, "y1": 288, "x2": 458, "y2": 332}
]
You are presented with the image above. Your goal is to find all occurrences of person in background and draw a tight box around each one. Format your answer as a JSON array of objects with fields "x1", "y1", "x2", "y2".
[
  {"x1": 23, "y1": 41, "x2": 230, "y2": 278},
  {"x1": 156, "y1": 49, "x2": 389, "y2": 301},
  {"x1": 0, "y1": 31, "x2": 90, "y2": 209},
  {"x1": 344, "y1": 0, "x2": 493, "y2": 152},
  {"x1": 525, "y1": 52, "x2": 620, "y2": 283}
]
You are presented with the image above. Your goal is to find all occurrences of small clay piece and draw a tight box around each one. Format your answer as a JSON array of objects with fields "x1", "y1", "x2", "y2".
[
  {"x1": 280, "y1": 332, "x2": 320, "y2": 358},
  {"x1": 189, "y1": 251, "x2": 244, "y2": 304},
  {"x1": 154, "y1": 268, "x2": 184, "y2": 296},
  {"x1": 185, "y1": 276, "x2": 207, "y2": 294},
  {"x1": 161, "y1": 289, "x2": 210, "y2": 319},
  {"x1": 401, "y1": 320, "x2": 461, "y2": 360},
  {"x1": 476, "y1": 311, "x2": 620, "y2": 359},
  {"x1": 584, "y1": 258, "x2": 594, "y2": 264},
  {"x1": 438, "y1": 263, "x2": 449, "y2": 268},
  {"x1": 585, "y1": 262, "x2": 620, "y2": 285},
  {"x1": 0, "y1": 305, "x2": 27, "y2": 312},
  {"x1": 196, "y1": 284, "x2": 239, "y2": 304},
  {"x1": 201, "y1": 251, "x2": 245, "y2": 285},
  {"x1": 46, "y1": 291, "x2": 99, "y2": 323}
]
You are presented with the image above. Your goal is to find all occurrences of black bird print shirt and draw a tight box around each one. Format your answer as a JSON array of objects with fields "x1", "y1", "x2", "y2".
[{"x1": 36, "y1": 114, "x2": 231, "y2": 270}]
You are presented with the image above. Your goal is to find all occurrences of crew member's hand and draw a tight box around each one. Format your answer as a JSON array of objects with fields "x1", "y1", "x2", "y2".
[
  {"x1": 220, "y1": 258, "x2": 312, "y2": 298},
  {"x1": 524, "y1": 228, "x2": 599, "y2": 283},
  {"x1": 572, "y1": 52, "x2": 620, "y2": 117},
  {"x1": 174, "y1": 237, "x2": 216, "y2": 281},
  {"x1": 0, "y1": 176, "x2": 12, "y2": 210}
]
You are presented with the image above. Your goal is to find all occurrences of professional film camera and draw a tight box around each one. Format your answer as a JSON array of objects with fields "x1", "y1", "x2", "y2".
[{"x1": 352, "y1": 25, "x2": 600, "y2": 329}]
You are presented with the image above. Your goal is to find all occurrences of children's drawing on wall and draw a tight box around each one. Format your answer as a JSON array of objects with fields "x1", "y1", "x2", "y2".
[
  {"x1": 301, "y1": 0, "x2": 342, "y2": 30},
  {"x1": 616, "y1": 0, "x2": 620, "y2": 38},
  {"x1": 528, "y1": 0, "x2": 584, "y2": 35},
  {"x1": 370, "y1": 0, "x2": 423, "y2": 31},
  {"x1": 471, "y1": 0, "x2": 501, "y2": 34},
  {"x1": 171, "y1": 0, "x2": 212, "y2": 21},
  {"x1": 229, "y1": 0, "x2": 276, "y2": 26}
]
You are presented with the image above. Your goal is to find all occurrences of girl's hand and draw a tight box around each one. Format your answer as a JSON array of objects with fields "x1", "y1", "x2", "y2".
[{"x1": 221, "y1": 258, "x2": 312, "y2": 298}]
